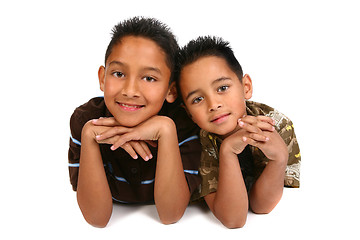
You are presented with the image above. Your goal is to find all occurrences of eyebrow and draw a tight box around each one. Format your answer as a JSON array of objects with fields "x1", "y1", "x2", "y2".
[
  {"x1": 107, "y1": 61, "x2": 162, "y2": 75},
  {"x1": 108, "y1": 60, "x2": 125, "y2": 68},
  {"x1": 185, "y1": 76, "x2": 231, "y2": 101}
]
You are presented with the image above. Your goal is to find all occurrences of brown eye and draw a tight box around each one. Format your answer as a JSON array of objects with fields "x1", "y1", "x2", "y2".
[
  {"x1": 192, "y1": 96, "x2": 204, "y2": 104},
  {"x1": 217, "y1": 85, "x2": 229, "y2": 92},
  {"x1": 143, "y1": 76, "x2": 157, "y2": 82},
  {"x1": 112, "y1": 71, "x2": 125, "y2": 78}
]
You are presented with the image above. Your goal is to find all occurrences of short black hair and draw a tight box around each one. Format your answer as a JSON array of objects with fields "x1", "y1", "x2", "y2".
[
  {"x1": 175, "y1": 36, "x2": 243, "y2": 100},
  {"x1": 105, "y1": 17, "x2": 179, "y2": 82}
]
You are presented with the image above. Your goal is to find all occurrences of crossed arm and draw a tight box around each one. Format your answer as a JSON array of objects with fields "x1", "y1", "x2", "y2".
[
  {"x1": 77, "y1": 116, "x2": 190, "y2": 227},
  {"x1": 204, "y1": 116, "x2": 288, "y2": 228}
]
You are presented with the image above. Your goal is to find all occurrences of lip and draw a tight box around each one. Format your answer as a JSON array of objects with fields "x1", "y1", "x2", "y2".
[
  {"x1": 210, "y1": 113, "x2": 230, "y2": 124},
  {"x1": 117, "y1": 102, "x2": 145, "y2": 112}
]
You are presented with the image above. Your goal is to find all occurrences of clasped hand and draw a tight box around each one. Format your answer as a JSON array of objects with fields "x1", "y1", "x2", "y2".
[
  {"x1": 89, "y1": 116, "x2": 164, "y2": 161},
  {"x1": 223, "y1": 115, "x2": 288, "y2": 163}
]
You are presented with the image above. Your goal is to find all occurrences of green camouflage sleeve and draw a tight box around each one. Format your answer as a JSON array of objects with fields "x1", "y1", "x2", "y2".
[
  {"x1": 247, "y1": 101, "x2": 301, "y2": 187},
  {"x1": 191, "y1": 130, "x2": 220, "y2": 200},
  {"x1": 265, "y1": 107, "x2": 301, "y2": 187}
]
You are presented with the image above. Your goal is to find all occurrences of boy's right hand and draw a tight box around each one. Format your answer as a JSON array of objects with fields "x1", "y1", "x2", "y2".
[{"x1": 82, "y1": 118, "x2": 153, "y2": 161}]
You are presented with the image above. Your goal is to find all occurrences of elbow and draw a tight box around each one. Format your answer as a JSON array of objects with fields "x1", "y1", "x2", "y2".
[
  {"x1": 158, "y1": 209, "x2": 185, "y2": 225},
  {"x1": 78, "y1": 202, "x2": 112, "y2": 228},
  {"x1": 220, "y1": 215, "x2": 247, "y2": 229},
  {"x1": 251, "y1": 204, "x2": 276, "y2": 214},
  {"x1": 83, "y1": 214, "x2": 111, "y2": 228},
  {"x1": 251, "y1": 208, "x2": 272, "y2": 215}
]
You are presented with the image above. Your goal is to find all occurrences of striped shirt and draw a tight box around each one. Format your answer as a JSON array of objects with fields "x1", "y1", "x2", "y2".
[{"x1": 68, "y1": 97, "x2": 201, "y2": 203}]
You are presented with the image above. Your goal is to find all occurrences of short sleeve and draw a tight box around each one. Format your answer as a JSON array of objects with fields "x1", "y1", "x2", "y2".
[
  {"x1": 266, "y1": 108, "x2": 301, "y2": 187},
  {"x1": 179, "y1": 136, "x2": 202, "y2": 195},
  {"x1": 67, "y1": 97, "x2": 107, "y2": 191},
  {"x1": 68, "y1": 110, "x2": 83, "y2": 191},
  {"x1": 246, "y1": 101, "x2": 301, "y2": 187},
  {"x1": 191, "y1": 130, "x2": 220, "y2": 200}
]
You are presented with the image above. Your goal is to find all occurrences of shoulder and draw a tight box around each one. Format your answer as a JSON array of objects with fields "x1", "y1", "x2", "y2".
[
  {"x1": 71, "y1": 97, "x2": 107, "y2": 122},
  {"x1": 70, "y1": 97, "x2": 108, "y2": 139}
]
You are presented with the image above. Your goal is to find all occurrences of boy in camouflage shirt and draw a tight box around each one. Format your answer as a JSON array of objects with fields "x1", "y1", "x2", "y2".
[{"x1": 175, "y1": 36, "x2": 301, "y2": 228}]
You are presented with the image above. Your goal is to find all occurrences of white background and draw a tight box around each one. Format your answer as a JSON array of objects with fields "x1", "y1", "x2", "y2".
[{"x1": 1, "y1": 0, "x2": 359, "y2": 239}]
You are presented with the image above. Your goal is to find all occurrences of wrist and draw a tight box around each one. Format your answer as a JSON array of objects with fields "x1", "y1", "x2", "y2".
[
  {"x1": 220, "y1": 138, "x2": 246, "y2": 156},
  {"x1": 81, "y1": 120, "x2": 98, "y2": 142},
  {"x1": 156, "y1": 116, "x2": 176, "y2": 139}
]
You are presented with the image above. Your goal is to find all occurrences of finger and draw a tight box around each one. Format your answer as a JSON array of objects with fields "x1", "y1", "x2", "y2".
[
  {"x1": 139, "y1": 141, "x2": 153, "y2": 159},
  {"x1": 248, "y1": 133, "x2": 270, "y2": 142},
  {"x1": 91, "y1": 117, "x2": 119, "y2": 126},
  {"x1": 96, "y1": 126, "x2": 129, "y2": 141},
  {"x1": 241, "y1": 115, "x2": 274, "y2": 126},
  {"x1": 242, "y1": 136, "x2": 264, "y2": 148},
  {"x1": 119, "y1": 143, "x2": 138, "y2": 159},
  {"x1": 145, "y1": 140, "x2": 158, "y2": 148},
  {"x1": 111, "y1": 132, "x2": 140, "y2": 151},
  {"x1": 239, "y1": 117, "x2": 274, "y2": 132},
  {"x1": 256, "y1": 115, "x2": 275, "y2": 125},
  {"x1": 255, "y1": 121, "x2": 275, "y2": 132},
  {"x1": 239, "y1": 115, "x2": 257, "y2": 125},
  {"x1": 238, "y1": 120, "x2": 262, "y2": 134},
  {"x1": 129, "y1": 141, "x2": 152, "y2": 161}
]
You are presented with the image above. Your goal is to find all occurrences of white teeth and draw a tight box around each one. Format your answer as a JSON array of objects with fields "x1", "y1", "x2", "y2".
[{"x1": 120, "y1": 103, "x2": 141, "y2": 108}]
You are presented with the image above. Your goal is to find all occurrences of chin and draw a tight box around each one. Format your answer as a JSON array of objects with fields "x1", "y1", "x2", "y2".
[
  {"x1": 115, "y1": 118, "x2": 143, "y2": 128},
  {"x1": 216, "y1": 125, "x2": 239, "y2": 138}
]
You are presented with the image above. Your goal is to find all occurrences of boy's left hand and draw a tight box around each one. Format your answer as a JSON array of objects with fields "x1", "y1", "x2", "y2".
[{"x1": 239, "y1": 116, "x2": 288, "y2": 163}]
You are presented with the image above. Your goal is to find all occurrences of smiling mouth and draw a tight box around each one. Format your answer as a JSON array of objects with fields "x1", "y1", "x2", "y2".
[
  {"x1": 210, "y1": 113, "x2": 230, "y2": 124},
  {"x1": 117, "y1": 102, "x2": 145, "y2": 111}
]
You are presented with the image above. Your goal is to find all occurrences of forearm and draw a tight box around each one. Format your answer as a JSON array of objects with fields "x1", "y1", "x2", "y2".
[
  {"x1": 77, "y1": 122, "x2": 113, "y2": 227},
  {"x1": 209, "y1": 149, "x2": 248, "y2": 228},
  {"x1": 249, "y1": 157, "x2": 287, "y2": 214},
  {"x1": 154, "y1": 119, "x2": 190, "y2": 224}
]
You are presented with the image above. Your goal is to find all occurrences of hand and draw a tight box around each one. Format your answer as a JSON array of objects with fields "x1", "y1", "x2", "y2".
[
  {"x1": 239, "y1": 115, "x2": 287, "y2": 163},
  {"x1": 220, "y1": 115, "x2": 272, "y2": 155},
  {"x1": 94, "y1": 115, "x2": 173, "y2": 154},
  {"x1": 90, "y1": 118, "x2": 155, "y2": 161}
]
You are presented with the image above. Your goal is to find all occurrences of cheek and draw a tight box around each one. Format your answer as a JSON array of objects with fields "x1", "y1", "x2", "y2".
[
  {"x1": 103, "y1": 79, "x2": 118, "y2": 96},
  {"x1": 187, "y1": 108, "x2": 205, "y2": 127},
  {"x1": 143, "y1": 83, "x2": 168, "y2": 100}
]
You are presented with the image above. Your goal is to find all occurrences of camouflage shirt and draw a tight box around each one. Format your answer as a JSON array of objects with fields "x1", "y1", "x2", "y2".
[{"x1": 191, "y1": 101, "x2": 301, "y2": 200}]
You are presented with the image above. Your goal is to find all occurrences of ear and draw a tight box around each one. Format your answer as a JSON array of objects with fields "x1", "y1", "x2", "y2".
[
  {"x1": 165, "y1": 82, "x2": 178, "y2": 103},
  {"x1": 242, "y1": 74, "x2": 253, "y2": 100},
  {"x1": 98, "y1": 66, "x2": 106, "y2": 92}
]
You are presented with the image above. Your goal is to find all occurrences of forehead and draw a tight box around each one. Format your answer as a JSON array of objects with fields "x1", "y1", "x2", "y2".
[
  {"x1": 106, "y1": 36, "x2": 169, "y2": 72},
  {"x1": 180, "y1": 56, "x2": 235, "y2": 89}
]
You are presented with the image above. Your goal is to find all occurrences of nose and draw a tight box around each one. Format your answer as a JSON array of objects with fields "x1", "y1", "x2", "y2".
[
  {"x1": 121, "y1": 78, "x2": 140, "y2": 98},
  {"x1": 208, "y1": 97, "x2": 222, "y2": 112}
]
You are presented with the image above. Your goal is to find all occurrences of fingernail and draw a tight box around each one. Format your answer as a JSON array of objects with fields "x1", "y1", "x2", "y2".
[
  {"x1": 145, "y1": 156, "x2": 149, "y2": 161},
  {"x1": 266, "y1": 137, "x2": 270, "y2": 141},
  {"x1": 111, "y1": 145, "x2": 116, "y2": 151},
  {"x1": 149, "y1": 154, "x2": 153, "y2": 159},
  {"x1": 242, "y1": 136, "x2": 247, "y2": 142},
  {"x1": 133, "y1": 155, "x2": 138, "y2": 159},
  {"x1": 238, "y1": 121, "x2": 244, "y2": 126}
]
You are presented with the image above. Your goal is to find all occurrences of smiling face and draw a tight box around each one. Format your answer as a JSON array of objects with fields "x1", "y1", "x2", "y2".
[
  {"x1": 179, "y1": 56, "x2": 253, "y2": 138},
  {"x1": 98, "y1": 36, "x2": 174, "y2": 127}
]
